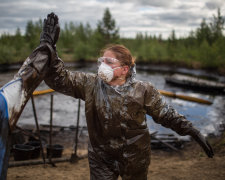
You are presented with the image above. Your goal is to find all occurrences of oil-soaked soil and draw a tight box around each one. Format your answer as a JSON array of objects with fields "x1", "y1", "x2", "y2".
[{"x1": 7, "y1": 135, "x2": 225, "y2": 180}]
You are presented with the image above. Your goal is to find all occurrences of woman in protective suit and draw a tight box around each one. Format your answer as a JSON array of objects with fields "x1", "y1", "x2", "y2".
[
  {"x1": 42, "y1": 13, "x2": 214, "y2": 180},
  {"x1": 0, "y1": 13, "x2": 213, "y2": 180}
]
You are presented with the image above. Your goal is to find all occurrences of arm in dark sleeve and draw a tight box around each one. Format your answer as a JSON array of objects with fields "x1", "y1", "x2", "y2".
[
  {"x1": 15, "y1": 43, "x2": 55, "y2": 94},
  {"x1": 144, "y1": 83, "x2": 214, "y2": 158},
  {"x1": 144, "y1": 83, "x2": 199, "y2": 136},
  {"x1": 1, "y1": 43, "x2": 55, "y2": 129},
  {"x1": 44, "y1": 55, "x2": 95, "y2": 100}
]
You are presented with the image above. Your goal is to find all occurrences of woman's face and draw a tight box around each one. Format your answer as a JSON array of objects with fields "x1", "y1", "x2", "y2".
[
  {"x1": 102, "y1": 50, "x2": 121, "y2": 68},
  {"x1": 102, "y1": 50, "x2": 128, "y2": 80}
]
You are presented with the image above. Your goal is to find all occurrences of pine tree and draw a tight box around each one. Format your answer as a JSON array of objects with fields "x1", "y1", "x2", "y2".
[
  {"x1": 210, "y1": 8, "x2": 225, "y2": 42},
  {"x1": 196, "y1": 19, "x2": 212, "y2": 45},
  {"x1": 168, "y1": 29, "x2": 177, "y2": 45},
  {"x1": 25, "y1": 19, "x2": 42, "y2": 50},
  {"x1": 96, "y1": 8, "x2": 119, "y2": 45}
]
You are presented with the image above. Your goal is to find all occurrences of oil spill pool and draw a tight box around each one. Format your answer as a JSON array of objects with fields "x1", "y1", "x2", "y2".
[{"x1": 1, "y1": 63, "x2": 224, "y2": 139}]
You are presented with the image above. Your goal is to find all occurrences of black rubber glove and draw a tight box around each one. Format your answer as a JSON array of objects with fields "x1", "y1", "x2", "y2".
[
  {"x1": 191, "y1": 130, "x2": 214, "y2": 158},
  {"x1": 40, "y1": 12, "x2": 60, "y2": 47}
]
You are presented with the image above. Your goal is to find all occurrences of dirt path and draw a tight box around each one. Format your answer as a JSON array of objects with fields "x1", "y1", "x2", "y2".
[
  {"x1": 7, "y1": 141, "x2": 225, "y2": 180},
  {"x1": 149, "y1": 150, "x2": 225, "y2": 180}
]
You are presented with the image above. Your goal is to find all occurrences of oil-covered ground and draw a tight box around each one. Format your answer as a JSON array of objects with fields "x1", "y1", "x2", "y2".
[{"x1": 7, "y1": 133, "x2": 225, "y2": 180}]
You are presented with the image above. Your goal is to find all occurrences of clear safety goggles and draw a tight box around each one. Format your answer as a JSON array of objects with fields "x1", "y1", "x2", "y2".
[{"x1": 97, "y1": 57, "x2": 120, "y2": 66}]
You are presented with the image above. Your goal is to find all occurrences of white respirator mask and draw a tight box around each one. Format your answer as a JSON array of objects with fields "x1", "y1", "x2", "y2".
[{"x1": 97, "y1": 62, "x2": 121, "y2": 83}]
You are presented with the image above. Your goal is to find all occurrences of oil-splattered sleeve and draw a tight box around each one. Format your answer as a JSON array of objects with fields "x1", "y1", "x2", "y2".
[
  {"x1": 144, "y1": 83, "x2": 200, "y2": 136},
  {"x1": 44, "y1": 56, "x2": 96, "y2": 101}
]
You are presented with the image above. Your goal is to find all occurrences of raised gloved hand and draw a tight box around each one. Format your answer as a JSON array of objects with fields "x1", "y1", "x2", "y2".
[
  {"x1": 40, "y1": 12, "x2": 60, "y2": 47},
  {"x1": 191, "y1": 131, "x2": 214, "y2": 158}
]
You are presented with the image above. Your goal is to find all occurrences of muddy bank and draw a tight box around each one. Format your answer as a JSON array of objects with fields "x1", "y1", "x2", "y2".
[
  {"x1": 7, "y1": 129, "x2": 225, "y2": 180},
  {"x1": 7, "y1": 137, "x2": 225, "y2": 180}
]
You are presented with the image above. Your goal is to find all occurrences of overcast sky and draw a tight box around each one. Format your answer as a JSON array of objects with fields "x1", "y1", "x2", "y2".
[{"x1": 0, "y1": 0, "x2": 224, "y2": 38}]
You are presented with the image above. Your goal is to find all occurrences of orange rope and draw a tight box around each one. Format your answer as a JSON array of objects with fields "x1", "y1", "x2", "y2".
[{"x1": 33, "y1": 89, "x2": 55, "y2": 96}]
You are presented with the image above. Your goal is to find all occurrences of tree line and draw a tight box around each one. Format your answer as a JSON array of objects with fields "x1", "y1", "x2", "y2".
[{"x1": 0, "y1": 8, "x2": 224, "y2": 73}]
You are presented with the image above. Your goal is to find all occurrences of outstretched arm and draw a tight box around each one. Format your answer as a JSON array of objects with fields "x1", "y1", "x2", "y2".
[
  {"x1": 42, "y1": 20, "x2": 95, "y2": 99},
  {"x1": 144, "y1": 83, "x2": 214, "y2": 158},
  {"x1": 0, "y1": 12, "x2": 59, "y2": 130},
  {"x1": 44, "y1": 56, "x2": 95, "y2": 100}
]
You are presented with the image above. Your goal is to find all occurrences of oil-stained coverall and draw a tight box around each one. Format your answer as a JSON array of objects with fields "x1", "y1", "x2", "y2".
[{"x1": 44, "y1": 55, "x2": 209, "y2": 179}]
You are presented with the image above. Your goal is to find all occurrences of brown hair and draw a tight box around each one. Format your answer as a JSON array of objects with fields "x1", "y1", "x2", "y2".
[{"x1": 100, "y1": 44, "x2": 136, "y2": 67}]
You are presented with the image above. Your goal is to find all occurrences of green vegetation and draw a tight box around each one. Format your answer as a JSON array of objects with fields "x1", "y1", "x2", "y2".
[{"x1": 0, "y1": 8, "x2": 224, "y2": 73}]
